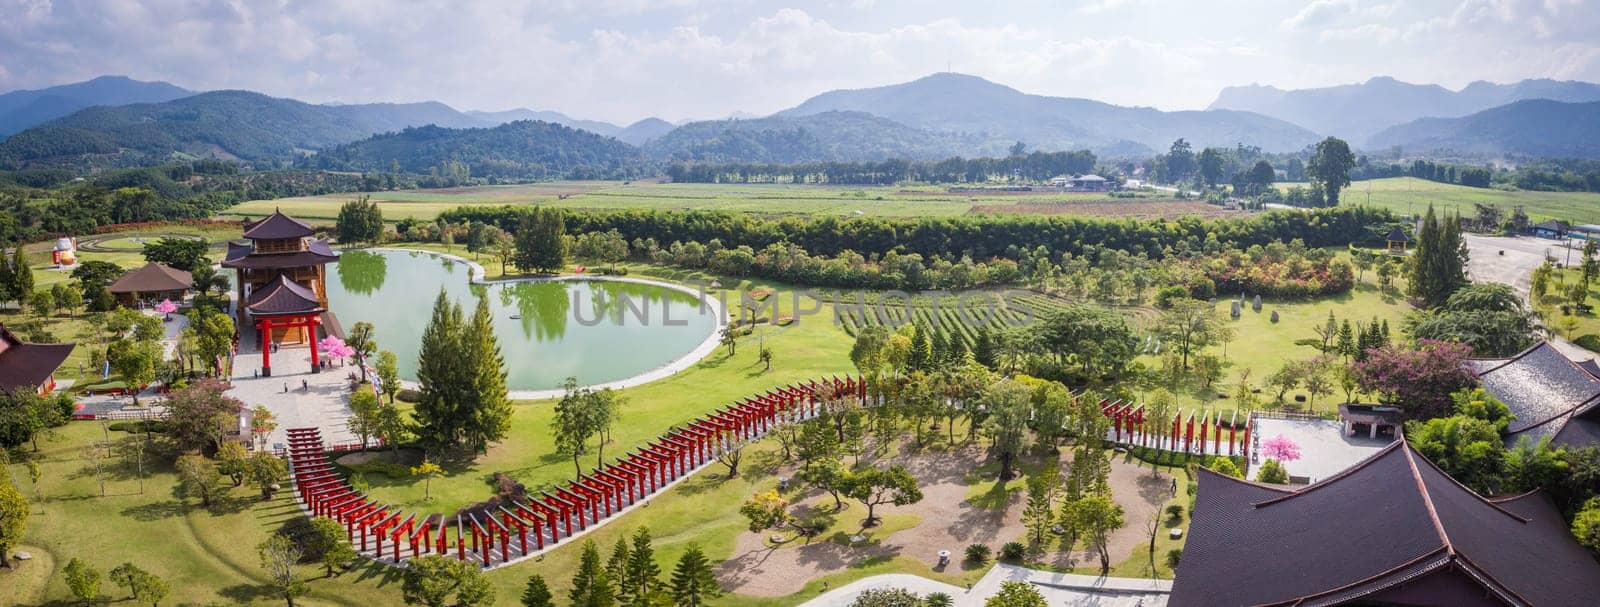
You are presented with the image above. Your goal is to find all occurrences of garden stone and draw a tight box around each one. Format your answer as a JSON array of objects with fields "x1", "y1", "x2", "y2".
[
  {"x1": 1252, "y1": 295, "x2": 1262, "y2": 312},
  {"x1": 1230, "y1": 301, "x2": 1241, "y2": 318},
  {"x1": 1270, "y1": 310, "x2": 1279, "y2": 322}
]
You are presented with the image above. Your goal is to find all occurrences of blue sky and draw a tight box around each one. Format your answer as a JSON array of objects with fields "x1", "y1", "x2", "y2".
[{"x1": 2, "y1": 0, "x2": 1597, "y2": 123}]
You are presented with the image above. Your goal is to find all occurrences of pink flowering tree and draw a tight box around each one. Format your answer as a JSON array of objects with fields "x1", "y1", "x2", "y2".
[
  {"x1": 1260, "y1": 435, "x2": 1302, "y2": 462},
  {"x1": 1352, "y1": 339, "x2": 1476, "y2": 419},
  {"x1": 318, "y1": 336, "x2": 352, "y2": 365},
  {"x1": 155, "y1": 298, "x2": 178, "y2": 320}
]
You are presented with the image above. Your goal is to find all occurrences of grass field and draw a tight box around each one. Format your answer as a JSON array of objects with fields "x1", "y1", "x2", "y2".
[
  {"x1": 227, "y1": 181, "x2": 1196, "y2": 223},
  {"x1": 1286, "y1": 177, "x2": 1600, "y2": 224}
]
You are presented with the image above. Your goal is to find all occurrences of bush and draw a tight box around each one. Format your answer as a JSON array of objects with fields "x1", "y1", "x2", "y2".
[
  {"x1": 1166, "y1": 548, "x2": 1183, "y2": 569},
  {"x1": 1575, "y1": 334, "x2": 1600, "y2": 353},
  {"x1": 999, "y1": 541, "x2": 1025, "y2": 562},
  {"x1": 396, "y1": 389, "x2": 423, "y2": 403},
  {"x1": 1165, "y1": 504, "x2": 1184, "y2": 521},
  {"x1": 108, "y1": 420, "x2": 168, "y2": 433},
  {"x1": 1153, "y1": 286, "x2": 1188, "y2": 309},
  {"x1": 964, "y1": 543, "x2": 991, "y2": 563}
]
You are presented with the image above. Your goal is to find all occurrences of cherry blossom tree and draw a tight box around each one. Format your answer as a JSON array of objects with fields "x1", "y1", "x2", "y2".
[{"x1": 1260, "y1": 435, "x2": 1301, "y2": 462}]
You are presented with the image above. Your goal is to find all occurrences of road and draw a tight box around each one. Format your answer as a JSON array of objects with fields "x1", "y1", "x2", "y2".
[{"x1": 1461, "y1": 233, "x2": 1595, "y2": 361}]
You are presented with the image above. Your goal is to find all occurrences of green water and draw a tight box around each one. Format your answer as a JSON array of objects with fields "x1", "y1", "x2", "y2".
[{"x1": 327, "y1": 250, "x2": 717, "y2": 392}]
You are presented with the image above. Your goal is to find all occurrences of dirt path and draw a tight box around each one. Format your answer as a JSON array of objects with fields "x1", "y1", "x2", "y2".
[{"x1": 715, "y1": 447, "x2": 1175, "y2": 597}]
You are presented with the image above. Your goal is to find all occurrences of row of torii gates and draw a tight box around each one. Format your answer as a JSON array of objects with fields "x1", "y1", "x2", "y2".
[
  {"x1": 285, "y1": 375, "x2": 868, "y2": 569},
  {"x1": 1097, "y1": 398, "x2": 1253, "y2": 460}
]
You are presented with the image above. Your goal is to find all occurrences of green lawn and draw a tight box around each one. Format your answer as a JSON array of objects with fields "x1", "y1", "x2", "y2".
[{"x1": 1283, "y1": 176, "x2": 1600, "y2": 223}]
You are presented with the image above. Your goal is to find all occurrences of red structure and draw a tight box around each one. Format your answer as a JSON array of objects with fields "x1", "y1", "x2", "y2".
[{"x1": 223, "y1": 210, "x2": 340, "y2": 377}]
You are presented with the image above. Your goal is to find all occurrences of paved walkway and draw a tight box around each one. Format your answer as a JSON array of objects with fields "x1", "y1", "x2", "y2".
[
  {"x1": 1247, "y1": 417, "x2": 1391, "y2": 482},
  {"x1": 226, "y1": 347, "x2": 359, "y2": 450},
  {"x1": 798, "y1": 564, "x2": 1170, "y2": 607},
  {"x1": 1463, "y1": 233, "x2": 1597, "y2": 361}
]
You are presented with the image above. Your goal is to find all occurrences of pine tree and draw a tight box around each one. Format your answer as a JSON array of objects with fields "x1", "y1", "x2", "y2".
[
  {"x1": 1022, "y1": 475, "x2": 1055, "y2": 545},
  {"x1": 1408, "y1": 206, "x2": 1469, "y2": 307},
  {"x1": 908, "y1": 324, "x2": 932, "y2": 372},
  {"x1": 606, "y1": 537, "x2": 632, "y2": 605},
  {"x1": 1336, "y1": 320, "x2": 1356, "y2": 361},
  {"x1": 414, "y1": 290, "x2": 465, "y2": 451},
  {"x1": 669, "y1": 544, "x2": 722, "y2": 607},
  {"x1": 521, "y1": 575, "x2": 555, "y2": 607},
  {"x1": 624, "y1": 527, "x2": 662, "y2": 606},
  {"x1": 462, "y1": 296, "x2": 512, "y2": 454},
  {"x1": 930, "y1": 329, "x2": 949, "y2": 369},
  {"x1": 8, "y1": 249, "x2": 32, "y2": 308},
  {"x1": 973, "y1": 326, "x2": 997, "y2": 369},
  {"x1": 571, "y1": 540, "x2": 615, "y2": 607}
]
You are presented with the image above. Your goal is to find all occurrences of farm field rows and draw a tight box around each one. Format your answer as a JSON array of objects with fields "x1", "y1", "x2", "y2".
[
  {"x1": 1297, "y1": 176, "x2": 1600, "y2": 223},
  {"x1": 228, "y1": 181, "x2": 1200, "y2": 222}
]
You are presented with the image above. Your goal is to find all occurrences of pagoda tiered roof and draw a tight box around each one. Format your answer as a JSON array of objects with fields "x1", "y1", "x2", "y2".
[
  {"x1": 245, "y1": 275, "x2": 324, "y2": 316},
  {"x1": 221, "y1": 238, "x2": 337, "y2": 270},
  {"x1": 242, "y1": 210, "x2": 315, "y2": 239}
]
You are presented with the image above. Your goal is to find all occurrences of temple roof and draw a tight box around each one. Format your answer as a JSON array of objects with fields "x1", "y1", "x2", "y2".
[
  {"x1": 1171, "y1": 441, "x2": 1600, "y2": 607},
  {"x1": 245, "y1": 275, "x2": 324, "y2": 316},
  {"x1": 106, "y1": 262, "x2": 192, "y2": 294},
  {"x1": 221, "y1": 239, "x2": 337, "y2": 270},
  {"x1": 0, "y1": 324, "x2": 74, "y2": 393},
  {"x1": 242, "y1": 210, "x2": 315, "y2": 240},
  {"x1": 1466, "y1": 341, "x2": 1600, "y2": 447},
  {"x1": 1386, "y1": 227, "x2": 1410, "y2": 242}
]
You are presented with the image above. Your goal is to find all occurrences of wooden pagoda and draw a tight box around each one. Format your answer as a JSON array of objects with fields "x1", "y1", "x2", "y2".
[{"x1": 222, "y1": 210, "x2": 340, "y2": 376}]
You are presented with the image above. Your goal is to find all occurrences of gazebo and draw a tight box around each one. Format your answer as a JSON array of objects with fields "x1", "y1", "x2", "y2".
[
  {"x1": 106, "y1": 262, "x2": 192, "y2": 307},
  {"x1": 1337, "y1": 403, "x2": 1403, "y2": 439},
  {"x1": 1173, "y1": 440, "x2": 1600, "y2": 606},
  {"x1": 1384, "y1": 227, "x2": 1411, "y2": 253}
]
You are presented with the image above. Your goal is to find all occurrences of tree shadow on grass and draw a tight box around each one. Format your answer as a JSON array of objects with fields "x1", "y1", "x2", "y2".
[
  {"x1": 218, "y1": 583, "x2": 279, "y2": 604},
  {"x1": 121, "y1": 499, "x2": 188, "y2": 521},
  {"x1": 965, "y1": 480, "x2": 1016, "y2": 511}
]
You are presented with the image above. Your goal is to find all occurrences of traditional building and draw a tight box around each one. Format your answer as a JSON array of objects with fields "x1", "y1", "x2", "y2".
[
  {"x1": 106, "y1": 261, "x2": 192, "y2": 307},
  {"x1": 1385, "y1": 226, "x2": 1411, "y2": 253},
  {"x1": 222, "y1": 210, "x2": 341, "y2": 377},
  {"x1": 0, "y1": 324, "x2": 74, "y2": 394},
  {"x1": 1173, "y1": 441, "x2": 1600, "y2": 606},
  {"x1": 1466, "y1": 341, "x2": 1600, "y2": 448}
]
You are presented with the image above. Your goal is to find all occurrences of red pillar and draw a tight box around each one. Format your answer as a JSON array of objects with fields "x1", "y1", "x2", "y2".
[
  {"x1": 308, "y1": 316, "x2": 321, "y2": 371},
  {"x1": 259, "y1": 318, "x2": 273, "y2": 376}
]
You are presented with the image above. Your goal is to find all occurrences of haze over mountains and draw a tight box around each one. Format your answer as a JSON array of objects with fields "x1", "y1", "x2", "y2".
[{"x1": 3, "y1": 72, "x2": 1600, "y2": 168}]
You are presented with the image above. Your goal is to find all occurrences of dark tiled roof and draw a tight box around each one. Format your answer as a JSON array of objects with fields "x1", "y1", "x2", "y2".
[
  {"x1": 246, "y1": 275, "x2": 323, "y2": 316},
  {"x1": 242, "y1": 210, "x2": 314, "y2": 239},
  {"x1": 0, "y1": 324, "x2": 74, "y2": 392},
  {"x1": 106, "y1": 262, "x2": 192, "y2": 294},
  {"x1": 1386, "y1": 227, "x2": 1410, "y2": 241},
  {"x1": 1171, "y1": 441, "x2": 1600, "y2": 607},
  {"x1": 1467, "y1": 341, "x2": 1600, "y2": 435},
  {"x1": 1534, "y1": 219, "x2": 1568, "y2": 231},
  {"x1": 221, "y1": 239, "x2": 336, "y2": 270}
]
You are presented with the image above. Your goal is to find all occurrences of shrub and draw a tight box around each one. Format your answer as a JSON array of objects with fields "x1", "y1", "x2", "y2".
[
  {"x1": 1575, "y1": 334, "x2": 1600, "y2": 353},
  {"x1": 1153, "y1": 286, "x2": 1188, "y2": 309},
  {"x1": 964, "y1": 543, "x2": 991, "y2": 563},
  {"x1": 1256, "y1": 459, "x2": 1290, "y2": 484},
  {"x1": 999, "y1": 541, "x2": 1025, "y2": 562},
  {"x1": 1166, "y1": 548, "x2": 1183, "y2": 569},
  {"x1": 396, "y1": 389, "x2": 423, "y2": 403},
  {"x1": 924, "y1": 592, "x2": 954, "y2": 607},
  {"x1": 1165, "y1": 504, "x2": 1184, "y2": 521}
]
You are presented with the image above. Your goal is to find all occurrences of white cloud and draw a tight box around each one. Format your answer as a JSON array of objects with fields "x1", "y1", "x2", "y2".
[{"x1": 1283, "y1": 0, "x2": 1358, "y2": 30}]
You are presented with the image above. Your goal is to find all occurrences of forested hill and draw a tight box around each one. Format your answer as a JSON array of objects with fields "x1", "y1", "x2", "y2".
[
  {"x1": 0, "y1": 75, "x2": 193, "y2": 137},
  {"x1": 777, "y1": 73, "x2": 1321, "y2": 155},
  {"x1": 309, "y1": 120, "x2": 646, "y2": 180},
  {"x1": 0, "y1": 90, "x2": 484, "y2": 167},
  {"x1": 643, "y1": 111, "x2": 1008, "y2": 163},
  {"x1": 1366, "y1": 99, "x2": 1600, "y2": 159}
]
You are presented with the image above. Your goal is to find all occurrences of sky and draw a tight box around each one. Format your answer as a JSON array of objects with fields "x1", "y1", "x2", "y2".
[{"x1": 2, "y1": 0, "x2": 1598, "y2": 124}]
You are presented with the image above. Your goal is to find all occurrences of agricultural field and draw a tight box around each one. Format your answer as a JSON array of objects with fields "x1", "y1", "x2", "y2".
[
  {"x1": 228, "y1": 181, "x2": 1207, "y2": 223},
  {"x1": 1295, "y1": 176, "x2": 1600, "y2": 224}
]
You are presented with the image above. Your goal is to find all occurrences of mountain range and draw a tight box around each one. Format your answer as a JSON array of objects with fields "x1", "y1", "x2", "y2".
[
  {"x1": 1210, "y1": 76, "x2": 1600, "y2": 144},
  {"x1": 5, "y1": 72, "x2": 1600, "y2": 168}
]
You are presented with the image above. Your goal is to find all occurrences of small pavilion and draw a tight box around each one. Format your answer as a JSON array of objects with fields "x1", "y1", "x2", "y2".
[
  {"x1": 1174, "y1": 441, "x2": 1600, "y2": 606},
  {"x1": 1385, "y1": 226, "x2": 1411, "y2": 253},
  {"x1": 107, "y1": 261, "x2": 192, "y2": 307},
  {"x1": 1337, "y1": 403, "x2": 1403, "y2": 439},
  {"x1": 0, "y1": 323, "x2": 74, "y2": 394},
  {"x1": 222, "y1": 210, "x2": 341, "y2": 377}
]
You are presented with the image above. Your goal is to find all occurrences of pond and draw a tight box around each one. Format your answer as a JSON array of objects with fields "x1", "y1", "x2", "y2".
[{"x1": 327, "y1": 249, "x2": 719, "y2": 393}]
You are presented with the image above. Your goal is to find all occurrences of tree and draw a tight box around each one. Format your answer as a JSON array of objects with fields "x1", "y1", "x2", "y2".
[
  {"x1": 414, "y1": 290, "x2": 465, "y2": 451},
  {"x1": 1573, "y1": 498, "x2": 1600, "y2": 557},
  {"x1": 740, "y1": 490, "x2": 790, "y2": 532},
  {"x1": 844, "y1": 464, "x2": 923, "y2": 527},
  {"x1": 348, "y1": 390, "x2": 381, "y2": 449},
  {"x1": 1073, "y1": 495, "x2": 1125, "y2": 573},
  {"x1": 1353, "y1": 340, "x2": 1476, "y2": 419},
  {"x1": 137, "y1": 573, "x2": 169, "y2": 606},
  {"x1": 108, "y1": 337, "x2": 161, "y2": 404},
  {"x1": 1409, "y1": 283, "x2": 1536, "y2": 357},
  {"x1": 376, "y1": 405, "x2": 413, "y2": 460},
  {"x1": 346, "y1": 321, "x2": 377, "y2": 381},
  {"x1": 248, "y1": 451, "x2": 287, "y2": 499},
  {"x1": 376, "y1": 350, "x2": 401, "y2": 404},
  {"x1": 985, "y1": 580, "x2": 1047, "y2": 607},
  {"x1": 1165, "y1": 139, "x2": 1196, "y2": 183},
  {"x1": 1306, "y1": 137, "x2": 1355, "y2": 207},
  {"x1": 1197, "y1": 147, "x2": 1224, "y2": 187},
  {"x1": 719, "y1": 323, "x2": 737, "y2": 355},
  {"x1": 622, "y1": 527, "x2": 664, "y2": 606},
  {"x1": 982, "y1": 379, "x2": 1033, "y2": 481},
  {"x1": 412, "y1": 460, "x2": 444, "y2": 501},
  {"x1": 336, "y1": 196, "x2": 384, "y2": 245},
  {"x1": 758, "y1": 342, "x2": 773, "y2": 372},
  {"x1": 570, "y1": 540, "x2": 615, "y2": 607},
  {"x1": 0, "y1": 468, "x2": 26, "y2": 568},
  {"x1": 64, "y1": 557, "x2": 101, "y2": 605},
  {"x1": 176, "y1": 454, "x2": 222, "y2": 507},
  {"x1": 522, "y1": 575, "x2": 556, "y2": 607},
  {"x1": 217, "y1": 441, "x2": 250, "y2": 486},
  {"x1": 1155, "y1": 298, "x2": 1219, "y2": 370},
  {"x1": 461, "y1": 296, "x2": 512, "y2": 454},
  {"x1": 141, "y1": 237, "x2": 210, "y2": 271},
  {"x1": 1255, "y1": 459, "x2": 1290, "y2": 484},
  {"x1": 27, "y1": 290, "x2": 51, "y2": 317},
  {"x1": 669, "y1": 544, "x2": 722, "y2": 607},
  {"x1": 1207, "y1": 458, "x2": 1243, "y2": 478},
  {"x1": 514, "y1": 207, "x2": 568, "y2": 273},
  {"x1": 1407, "y1": 206, "x2": 1470, "y2": 307},
  {"x1": 308, "y1": 517, "x2": 358, "y2": 576},
  {"x1": 850, "y1": 587, "x2": 923, "y2": 607},
  {"x1": 553, "y1": 378, "x2": 602, "y2": 477},
  {"x1": 402, "y1": 555, "x2": 495, "y2": 607},
  {"x1": 194, "y1": 309, "x2": 236, "y2": 376},
  {"x1": 0, "y1": 390, "x2": 62, "y2": 451},
  {"x1": 259, "y1": 534, "x2": 310, "y2": 606},
  {"x1": 1406, "y1": 415, "x2": 1506, "y2": 494},
  {"x1": 1022, "y1": 474, "x2": 1056, "y2": 545}
]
